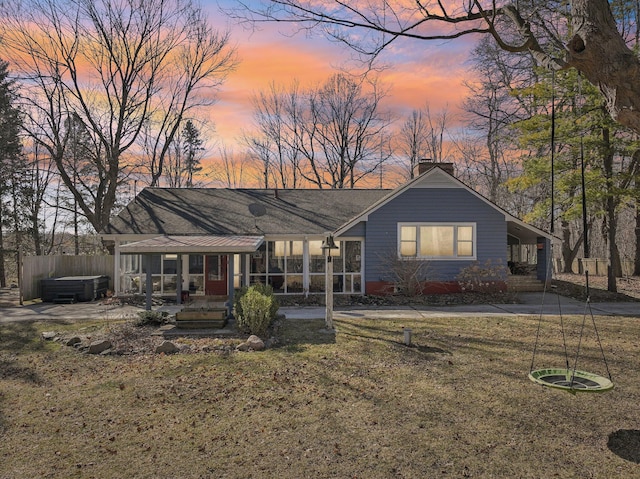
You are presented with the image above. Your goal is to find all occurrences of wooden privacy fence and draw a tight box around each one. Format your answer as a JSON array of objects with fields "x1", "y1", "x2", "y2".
[
  {"x1": 552, "y1": 258, "x2": 634, "y2": 276},
  {"x1": 22, "y1": 255, "x2": 114, "y2": 301}
]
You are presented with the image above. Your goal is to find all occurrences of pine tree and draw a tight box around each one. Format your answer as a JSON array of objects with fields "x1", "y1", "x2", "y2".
[
  {"x1": 181, "y1": 120, "x2": 204, "y2": 188},
  {"x1": 0, "y1": 60, "x2": 24, "y2": 287}
]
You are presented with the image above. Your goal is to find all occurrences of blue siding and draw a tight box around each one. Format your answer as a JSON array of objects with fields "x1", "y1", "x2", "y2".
[
  {"x1": 364, "y1": 188, "x2": 507, "y2": 284},
  {"x1": 340, "y1": 221, "x2": 366, "y2": 237}
]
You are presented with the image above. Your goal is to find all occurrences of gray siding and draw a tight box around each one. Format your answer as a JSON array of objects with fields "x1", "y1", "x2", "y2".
[{"x1": 364, "y1": 188, "x2": 507, "y2": 283}]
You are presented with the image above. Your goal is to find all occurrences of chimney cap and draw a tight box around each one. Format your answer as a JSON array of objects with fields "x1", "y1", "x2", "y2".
[{"x1": 415, "y1": 160, "x2": 455, "y2": 177}]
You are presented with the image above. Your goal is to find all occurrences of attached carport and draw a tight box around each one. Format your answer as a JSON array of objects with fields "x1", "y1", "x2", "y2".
[
  {"x1": 506, "y1": 218, "x2": 553, "y2": 282},
  {"x1": 117, "y1": 235, "x2": 264, "y2": 310}
]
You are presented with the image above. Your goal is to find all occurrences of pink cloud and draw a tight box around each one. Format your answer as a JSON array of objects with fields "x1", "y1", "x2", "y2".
[{"x1": 206, "y1": 5, "x2": 478, "y2": 150}]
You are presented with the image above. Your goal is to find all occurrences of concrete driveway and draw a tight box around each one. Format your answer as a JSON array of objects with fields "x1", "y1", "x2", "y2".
[{"x1": 0, "y1": 292, "x2": 638, "y2": 323}]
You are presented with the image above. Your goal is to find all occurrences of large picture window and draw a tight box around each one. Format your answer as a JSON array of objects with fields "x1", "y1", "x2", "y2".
[{"x1": 399, "y1": 223, "x2": 475, "y2": 259}]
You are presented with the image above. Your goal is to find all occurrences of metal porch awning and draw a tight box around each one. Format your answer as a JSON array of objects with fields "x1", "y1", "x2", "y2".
[{"x1": 118, "y1": 235, "x2": 264, "y2": 254}]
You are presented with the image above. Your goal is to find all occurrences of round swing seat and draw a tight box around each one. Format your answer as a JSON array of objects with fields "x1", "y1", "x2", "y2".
[{"x1": 528, "y1": 368, "x2": 614, "y2": 394}]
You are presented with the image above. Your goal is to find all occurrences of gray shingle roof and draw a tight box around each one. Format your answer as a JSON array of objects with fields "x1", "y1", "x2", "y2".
[{"x1": 103, "y1": 188, "x2": 391, "y2": 236}]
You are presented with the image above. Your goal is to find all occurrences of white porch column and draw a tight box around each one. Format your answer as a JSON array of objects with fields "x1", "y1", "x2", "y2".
[
  {"x1": 322, "y1": 234, "x2": 339, "y2": 330},
  {"x1": 114, "y1": 239, "x2": 121, "y2": 295},
  {"x1": 325, "y1": 253, "x2": 334, "y2": 329},
  {"x1": 303, "y1": 240, "x2": 310, "y2": 296}
]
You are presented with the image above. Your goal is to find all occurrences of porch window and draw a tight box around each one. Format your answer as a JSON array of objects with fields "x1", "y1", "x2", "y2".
[
  {"x1": 120, "y1": 253, "x2": 205, "y2": 295},
  {"x1": 188, "y1": 255, "x2": 204, "y2": 294},
  {"x1": 246, "y1": 239, "x2": 362, "y2": 294},
  {"x1": 399, "y1": 223, "x2": 476, "y2": 260},
  {"x1": 309, "y1": 240, "x2": 361, "y2": 294},
  {"x1": 308, "y1": 240, "x2": 329, "y2": 293},
  {"x1": 249, "y1": 241, "x2": 304, "y2": 293}
]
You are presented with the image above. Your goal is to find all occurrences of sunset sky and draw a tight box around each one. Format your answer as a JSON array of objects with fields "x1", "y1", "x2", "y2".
[{"x1": 203, "y1": 0, "x2": 477, "y2": 154}]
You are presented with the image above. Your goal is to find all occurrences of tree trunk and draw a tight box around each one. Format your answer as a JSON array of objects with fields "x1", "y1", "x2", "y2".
[
  {"x1": 636, "y1": 195, "x2": 640, "y2": 275},
  {"x1": 568, "y1": 1, "x2": 640, "y2": 135},
  {"x1": 0, "y1": 199, "x2": 6, "y2": 287},
  {"x1": 561, "y1": 220, "x2": 583, "y2": 274},
  {"x1": 602, "y1": 126, "x2": 618, "y2": 292}
]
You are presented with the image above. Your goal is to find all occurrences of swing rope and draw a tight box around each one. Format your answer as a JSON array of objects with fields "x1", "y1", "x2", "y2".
[
  {"x1": 528, "y1": 71, "x2": 613, "y2": 393},
  {"x1": 529, "y1": 243, "x2": 571, "y2": 373},
  {"x1": 530, "y1": 70, "x2": 571, "y2": 374}
]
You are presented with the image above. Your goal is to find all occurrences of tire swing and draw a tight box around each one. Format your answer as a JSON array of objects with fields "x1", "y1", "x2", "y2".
[
  {"x1": 527, "y1": 72, "x2": 614, "y2": 395},
  {"x1": 528, "y1": 280, "x2": 614, "y2": 394}
]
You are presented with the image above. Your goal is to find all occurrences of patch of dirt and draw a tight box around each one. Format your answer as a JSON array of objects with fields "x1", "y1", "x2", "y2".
[
  {"x1": 553, "y1": 274, "x2": 640, "y2": 301},
  {"x1": 53, "y1": 322, "x2": 245, "y2": 356},
  {"x1": 277, "y1": 290, "x2": 520, "y2": 308}
]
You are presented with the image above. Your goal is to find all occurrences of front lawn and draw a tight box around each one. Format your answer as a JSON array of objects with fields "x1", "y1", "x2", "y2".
[{"x1": 1, "y1": 312, "x2": 639, "y2": 478}]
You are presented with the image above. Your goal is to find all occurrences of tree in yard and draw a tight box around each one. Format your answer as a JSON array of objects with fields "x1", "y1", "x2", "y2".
[
  {"x1": 164, "y1": 120, "x2": 207, "y2": 188},
  {"x1": 0, "y1": 60, "x2": 24, "y2": 287},
  {"x1": 19, "y1": 131, "x2": 57, "y2": 257},
  {"x1": 308, "y1": 73, "x2": 392, "y2": 188},
  {"x1": 181, "y1": 120, "x2": 205, "y2": 188},
  {"x1": 243, "y1": 81, "x2": 305, "y2": 189},
  {"x1": 216, "y1": 144, "x2": 248, "y2": 188},
  {"x1": 0, "y1": 0, "x2": 236, "y2": 233},
  {"x1": 460, "y1": 36, "x2": 532, "y2": 206},
  {"x1": 242, "y1": 73, "x2": 392, "y2": 188},
  {"x1": 397, "y1": 104, "x2": 449, "y2": 180},
  {"x1": 508, "y1": 68, "x2": 640, "y2": 288}
]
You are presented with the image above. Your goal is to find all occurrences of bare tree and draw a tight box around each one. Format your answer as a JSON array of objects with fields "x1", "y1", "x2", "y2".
[
  {"x1": 231, "y1": 1, "x2": 640, "y2": 136},
  {"x1": 397, "y1": 104, "x2": 450, "y2": 179},
  {"x1": 244, "y1": 81, "x2": 304, "y2": 188},
  {"x1": 398, "y1": 109, "x2": 430, "y2": 179},
  {"x1": 303, "y1": 73, "x2": 392, "y2": 188},
  {"x1": 0, "y1": 0, "x2": 236, "y2": 233},
  {"x1": 460, "y1": 37, "x2": 530, "y2": 205},
  {"x1": 21, "y1": 132, "x2": 57, "y2": 256},
  {"x1": 217, "y1": 144, "x2": 248, "y2": 188},
  {"x1": 242, "y1": 73, "x2": 393, "y2": 188}
]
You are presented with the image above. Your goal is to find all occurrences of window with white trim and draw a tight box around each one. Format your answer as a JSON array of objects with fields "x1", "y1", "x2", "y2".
[{"x1": 399, "y1": 223, "x2": 475, "y2": 259}]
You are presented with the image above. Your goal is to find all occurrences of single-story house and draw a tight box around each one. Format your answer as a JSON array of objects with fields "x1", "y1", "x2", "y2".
[{"x1": 100, "y1": 162, "x2": 552, "y2": 303}]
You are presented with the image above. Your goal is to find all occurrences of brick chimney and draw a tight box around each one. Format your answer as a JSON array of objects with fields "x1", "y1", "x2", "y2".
[{"x1": 415, "y1": 160, "x2": 455, "y2": 177}]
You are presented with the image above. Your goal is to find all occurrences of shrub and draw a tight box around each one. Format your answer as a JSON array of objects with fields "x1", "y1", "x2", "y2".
[
  {"x1": 234, "y1": 284, "x2": 279, "y2": 336},
  {"x1": 377, "y1": 249, "x2": 435, "y2": 296},
  {"x1": 456, "y1": 259, "x2": 508, "y2": 293},
  {"x1": 135, "y1": 310, "x2": 169, "y2": 326}
]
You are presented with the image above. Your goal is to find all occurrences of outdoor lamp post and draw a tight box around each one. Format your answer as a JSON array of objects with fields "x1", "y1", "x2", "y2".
[{"x1": 321, "y1": 234, "x2": 339, "y2": 330}]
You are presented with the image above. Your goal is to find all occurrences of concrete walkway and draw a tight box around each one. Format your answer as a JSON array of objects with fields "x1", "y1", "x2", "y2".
[
  {"x1": 280, "y1": 292, "x2": 640, "y2": 320},
  {"x1": 0, "y1": 292, "x2": 638, "y2": 323}
]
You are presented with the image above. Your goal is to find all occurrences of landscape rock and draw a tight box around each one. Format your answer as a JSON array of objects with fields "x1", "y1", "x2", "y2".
[
  {"x1": 66, "y1": 336, "x2": 82, "y2": 347},
  {"x1": 247, "y1": 335, "x2": 265, "y2": 350},
  {"x1": 87, "y1": 340, "x2": 112, "y2": 354},
  {"x1": 41, "y1": 331, "x2": 57, "y2": 340},
  {"x1": 155, "y1": 340, "x2": 179, "y2": 354},
  {"x1": 236, "y1": 335, "x2": 265, "y2": 352}
]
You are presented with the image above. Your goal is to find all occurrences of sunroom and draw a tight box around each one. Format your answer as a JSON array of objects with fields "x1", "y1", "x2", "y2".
[{"x1": 115, "y1": 235, "x2": 364, "y2": 299}]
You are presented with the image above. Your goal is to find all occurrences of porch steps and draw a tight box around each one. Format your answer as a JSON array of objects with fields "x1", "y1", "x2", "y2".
[
  {"x1": 507, "y1": 275, "x2": 545, "y2": 292},
  {"x1": 173, "y1": 318, "x2": 228, "y2": 329},
  {"x1": 174, "y1": 295, "x2": 229, "y2": 329}
]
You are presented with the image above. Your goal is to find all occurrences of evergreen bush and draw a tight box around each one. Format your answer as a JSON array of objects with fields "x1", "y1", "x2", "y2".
[{"x1": 234, "y1": 284, "x2": 279, "y2": 336}]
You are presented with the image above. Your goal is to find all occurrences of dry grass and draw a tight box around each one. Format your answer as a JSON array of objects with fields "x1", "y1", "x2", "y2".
[{"x1": 2, "y1": 312, "x2": 640, "y2": 478}]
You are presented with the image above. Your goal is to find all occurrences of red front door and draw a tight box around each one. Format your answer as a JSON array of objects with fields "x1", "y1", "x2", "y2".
[{"x1": 205, "y1": 255, "x2": 228, "y2": 296}]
